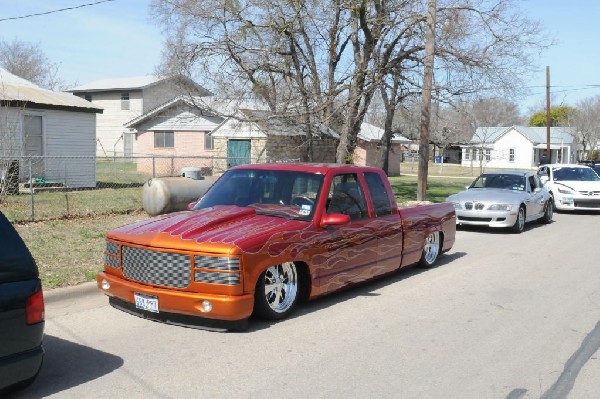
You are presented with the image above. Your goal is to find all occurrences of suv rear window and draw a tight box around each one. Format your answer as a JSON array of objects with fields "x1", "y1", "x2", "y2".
[{"x1": 0, "y1": 212, "x2": 38, "y2": 283}]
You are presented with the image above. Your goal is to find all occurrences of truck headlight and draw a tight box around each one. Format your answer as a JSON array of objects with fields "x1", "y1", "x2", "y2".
[{"x1": 488, "y1": 204, "x2": 513, "y2": 211}]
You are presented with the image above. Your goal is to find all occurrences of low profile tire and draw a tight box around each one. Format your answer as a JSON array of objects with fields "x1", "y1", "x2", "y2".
[
  {"x1": 511, "y1": 206, "x2": 526, "y2": 233},
  {"x1": 254, "y1": 262, "x2": 300, "y2": 320},
  {"x1": 539, "y1": 199, "x2": 553, "y2": 224},
  {"x1": 419, "y1": 231, "x2": 441, "y2": 268}
]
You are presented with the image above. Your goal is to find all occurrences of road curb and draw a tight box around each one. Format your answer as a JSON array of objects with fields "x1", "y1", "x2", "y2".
[{"x1": 44, "y1": 281, "x2": 100, "y2": 305}]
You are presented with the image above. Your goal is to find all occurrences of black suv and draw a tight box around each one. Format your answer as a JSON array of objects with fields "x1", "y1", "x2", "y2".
[{"x1": 0, "y1": 211, "x2": 44, "y2": 392}]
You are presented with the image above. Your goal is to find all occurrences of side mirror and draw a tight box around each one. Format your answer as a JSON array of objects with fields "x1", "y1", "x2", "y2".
[
  {"x1": 320, "y1": 213, "x2": 351, "y2": 227},
  {"x1": 187, "y1": 201, "x2": 198, "y2": 210}
]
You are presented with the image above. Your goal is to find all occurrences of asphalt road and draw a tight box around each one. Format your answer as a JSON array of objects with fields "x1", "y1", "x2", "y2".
[{"x1": 11, "y1": 211, "x2": 600, "y2": 399}]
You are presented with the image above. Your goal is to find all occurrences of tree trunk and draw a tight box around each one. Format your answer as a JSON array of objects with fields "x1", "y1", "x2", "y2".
[{"x1": 417, "y1": 0, "x2": 436, "y2": 201}]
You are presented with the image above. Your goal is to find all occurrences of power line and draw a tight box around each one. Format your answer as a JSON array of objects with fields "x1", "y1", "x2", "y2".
[{"x1": 0, "y1": 0, "x2": 115, "y2": 22}]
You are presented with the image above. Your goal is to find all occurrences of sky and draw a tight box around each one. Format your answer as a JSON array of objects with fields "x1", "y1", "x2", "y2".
[{"x1": 0, "y1": 0, "x2": 599, "y2": 115}]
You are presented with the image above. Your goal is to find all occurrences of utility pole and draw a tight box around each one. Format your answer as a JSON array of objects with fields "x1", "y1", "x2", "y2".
[
  {"x1": 546, "y1": 66, "x2": 551, "y2": 163},
  {"x1": 417, "y1": 0, "x2": 436, "y2": 201}
]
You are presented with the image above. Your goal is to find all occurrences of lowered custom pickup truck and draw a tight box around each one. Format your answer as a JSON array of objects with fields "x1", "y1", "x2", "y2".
[{"x1": 97, "y1": 163, "x2": 456, "y2": 330}]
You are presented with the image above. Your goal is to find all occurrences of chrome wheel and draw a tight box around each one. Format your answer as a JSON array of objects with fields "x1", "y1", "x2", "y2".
[
  {"x1": 420, "y1": 231, "x2": 440, "y2": 267},
  {"x1": 541, "y1": 199, "x2": 553, "y2": 224},
  {"x1": 263, "y1": 262, "x2": 298, "y2": 314}
]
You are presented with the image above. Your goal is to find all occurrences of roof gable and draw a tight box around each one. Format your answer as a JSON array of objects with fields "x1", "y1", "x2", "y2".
[
  {"x1": 67, "y1": 75, "x2": 212, "y2": 97},
  {"x1": 471, "y1": 125, "x2": 575, "y2": 145}
]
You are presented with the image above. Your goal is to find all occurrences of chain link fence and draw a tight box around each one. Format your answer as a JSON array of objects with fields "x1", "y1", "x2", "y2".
[{"x1": 1, "y1": 155, "x2": 301, "y2": 223}]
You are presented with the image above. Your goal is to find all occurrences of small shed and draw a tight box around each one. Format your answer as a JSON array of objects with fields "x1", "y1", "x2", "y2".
[
  {"x1": 353, "y1": 122, "x2": 412, "y2": 176},
  {"x1": 210, "y1": 109, "x2": 338, "y2": 171},
  {"x1": 0, "y1": 68, "x2": 103, "y2": 188}
]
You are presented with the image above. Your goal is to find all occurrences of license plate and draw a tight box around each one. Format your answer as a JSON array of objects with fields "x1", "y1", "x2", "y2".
[{"x1": 134, "y1": 293, "x2": 159, "y2": 313}]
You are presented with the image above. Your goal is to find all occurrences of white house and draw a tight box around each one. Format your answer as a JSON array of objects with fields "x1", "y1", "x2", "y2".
[
  {"x1": 461, "y1": 126, "x2": 577, "y2": 169},
  {"x1": 0, "y1": 68, "x2": 102, "y2": 188},
  {"x1": 67, "y1": 75, "x2": 211, "y2": 157}
]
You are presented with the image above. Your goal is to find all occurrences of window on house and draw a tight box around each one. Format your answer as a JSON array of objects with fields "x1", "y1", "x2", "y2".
[
  {"x1": 485, "y1": 149, "x2": 491, "y2": 161},
  {"x1": 509, "y1": 148, "x2": 515, "y2": 162},
  {"x1": 84, "y1": 94, "x2": 92, "y2": 102},
  {"x1": 204, "y1": 132, "x2": 214, "y2": 150},
  {"x1": 464, "y1": 148, "x2": 470, "y2": 161},
  {"x1": 154, "y1": 131, "x2": 174, "y2": 148},
  {"x1": 121, "y1": 92, "x2": 130, "y2": 110}
]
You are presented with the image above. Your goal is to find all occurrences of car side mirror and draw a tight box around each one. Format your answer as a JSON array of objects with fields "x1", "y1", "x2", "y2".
[
  {"x1": 320, "y1": 213, "x2": 351, "y2": 227},
  {"x1": 187, "y1": 201, "x2": 197, "y2": 210}
]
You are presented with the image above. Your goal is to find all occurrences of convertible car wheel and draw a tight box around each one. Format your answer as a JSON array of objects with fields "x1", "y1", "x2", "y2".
[
  {"x1": 539, "y1": 199, "x2": 553, "y2": 224},
  {"x1": 254, "y1": 262, "x2": 300, "y2": 320},
  {"x1": 419, "y1": 231, "x2": 440, "y2": 267},
  {"x1": 511, "y1": 206, "x2": 525, "y2": 233}
]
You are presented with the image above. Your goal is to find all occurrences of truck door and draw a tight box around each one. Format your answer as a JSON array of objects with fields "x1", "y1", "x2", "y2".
[
  {"x1": 314, "y1": 173, "x2": 378, "y2": 291},
  {"x1": 363, "y1": 172, "x2": 403, "y2": 272}
]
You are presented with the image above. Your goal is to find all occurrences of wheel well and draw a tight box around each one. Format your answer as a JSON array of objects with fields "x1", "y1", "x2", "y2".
[{"x1": 293, "y1": 261, "x2": 312, "y2": 302}]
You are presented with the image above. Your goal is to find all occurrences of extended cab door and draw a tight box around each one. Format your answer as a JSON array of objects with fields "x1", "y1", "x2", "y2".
[
  {"x1": 363, "y1": 172, "x2": 403, "y2": 272},
  {"x1": 314, "y1": 173, "x2": 379, "y2": 292}
]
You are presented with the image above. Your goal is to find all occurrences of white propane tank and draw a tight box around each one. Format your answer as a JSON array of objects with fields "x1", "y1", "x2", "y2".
[{"x1": 142, "y1": 176, "x2": 215, "y2": 216}]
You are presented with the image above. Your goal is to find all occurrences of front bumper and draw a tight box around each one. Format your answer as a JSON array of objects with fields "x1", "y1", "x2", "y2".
[
  {"x1": 97, "y1": 272, "x2": 254, "y2": 330},
  {"x1": 455, "y1": 210, "x2": 518, "y2": 228},
  {"x1": 554, "y1": 195, "x2": 600, "y2": 211}
]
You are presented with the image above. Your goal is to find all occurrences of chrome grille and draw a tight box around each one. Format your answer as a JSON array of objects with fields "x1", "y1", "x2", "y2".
[
  {"x1": 464, "y1": 202, "x2": 485, "y2": 210},
  {"x1": 465, "y1": 202, "x2": 473, "y2": 210},
  {"x1": 122, "y1": 246, "x2": 191, "y2": 289},
  {"x1": 104, "y1": 254, "x2": 120, "y2": 268},
  {"x1": 194, "y1": 256, "x2": 239, "y2": 271},
  {"x1": 195, "y1": 271, "x2": 240, "y2": 285},
  {"x1": 106, "y1": 241, "x2": 119, "y2": 255},
  {"x1": 475, "y1": 203, "x2": 485, "y2": 210}
]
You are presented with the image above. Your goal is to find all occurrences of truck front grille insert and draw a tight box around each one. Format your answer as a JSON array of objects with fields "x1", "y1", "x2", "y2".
[{"x1": 121, "y1": 246, "x2": 191, "y2": 289}]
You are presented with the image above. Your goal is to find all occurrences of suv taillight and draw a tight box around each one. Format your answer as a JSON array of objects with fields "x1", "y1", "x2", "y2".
[{"x1": 26, "y1": 288, "x2": 45, "y2": 325}]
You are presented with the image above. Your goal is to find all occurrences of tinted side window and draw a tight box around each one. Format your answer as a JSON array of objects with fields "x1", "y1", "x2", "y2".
[
  {"x1": 326, "y1": 174, "x2": 368, "y2": 220},
  {"x1": 0, "y1": 212, "x2": 38, "y2": 283},
  {"x1": 364, "y1": 172, "x2": 393, "y2": 216}
]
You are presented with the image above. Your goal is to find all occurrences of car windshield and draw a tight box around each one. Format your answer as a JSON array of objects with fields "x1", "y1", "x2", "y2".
[
  {"x1": 193, "y1": 169, "x2": 324, "y2": 221},
  {"x1": 470, "y1": 174, "x2": 526, "y2": 191},
  {"x1": 552, "y1": 167, "x2": 600, "y2": 182}
]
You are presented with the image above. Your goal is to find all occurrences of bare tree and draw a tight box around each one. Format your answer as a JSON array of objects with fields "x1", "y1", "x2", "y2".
[
  {"x1": 571, "y1": 96, "x2": 600, "y2": 160},
  {"x1": 0, "y1": 39, "x2": 67, "y2": 91}
]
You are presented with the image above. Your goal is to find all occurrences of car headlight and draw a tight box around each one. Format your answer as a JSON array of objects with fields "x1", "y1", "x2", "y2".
[
  {"x1": 488, "y1": 204, "x2": 513, "y2": 211},
  {"x1": 557, "y1": 188, "x2": 573, "y2": 195},
  {"x1": 451, "y1": 201, "x2": 462, "y2": 210}
]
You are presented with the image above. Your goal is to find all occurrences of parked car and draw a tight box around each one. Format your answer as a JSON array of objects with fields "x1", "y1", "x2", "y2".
[
  {"x1": 446, "y1": 170, "x2": 553, "y2": 233},
  {"x1": 98, "y1": 163, "x2": 456, "y2": 330},
  {"x1": 578, "y1": 160, "x2": 600, "y2": 176},
  {"x1": 537, "y1": 164, "x2": 600, "y2": 211},
  {"x1": 0, "y1": 212, "x2": 44, "y2": 392}
]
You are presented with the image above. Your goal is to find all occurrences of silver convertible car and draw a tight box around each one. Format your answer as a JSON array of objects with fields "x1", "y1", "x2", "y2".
[{"x1": 446, "y1": 170, "x2": 553, "y2": 233}]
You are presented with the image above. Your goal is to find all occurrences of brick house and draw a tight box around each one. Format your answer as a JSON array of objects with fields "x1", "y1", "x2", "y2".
[{"x1": 124, "y1": 96, "x2": 224, "y2": 175}]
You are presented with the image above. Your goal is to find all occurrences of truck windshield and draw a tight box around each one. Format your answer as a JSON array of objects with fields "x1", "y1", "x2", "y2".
[{"x1": 193, "y1": 169, "x2": 324, "y2": 220}]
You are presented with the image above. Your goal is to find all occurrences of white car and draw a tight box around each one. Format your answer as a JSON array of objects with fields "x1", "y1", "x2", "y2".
[{"x1": 537, "y1": 164, "x2": 600, "y2": 211}]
